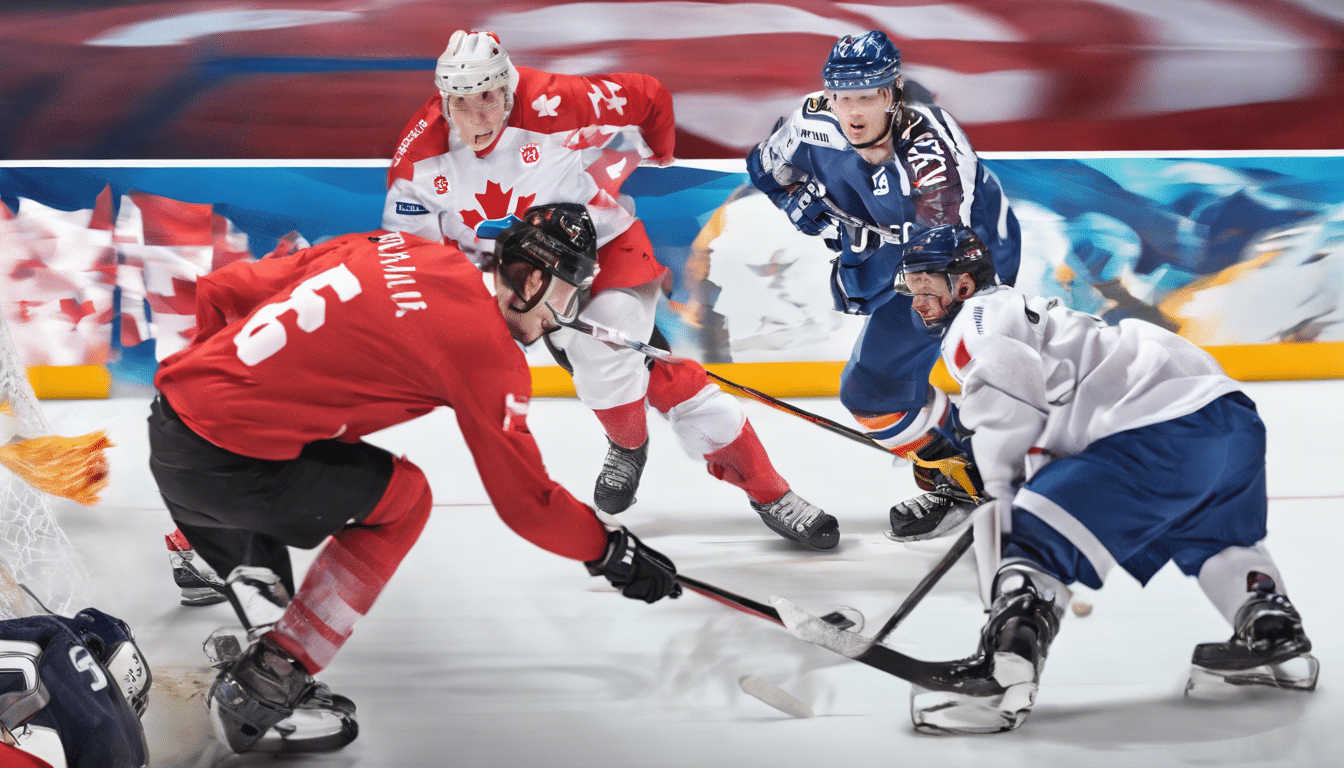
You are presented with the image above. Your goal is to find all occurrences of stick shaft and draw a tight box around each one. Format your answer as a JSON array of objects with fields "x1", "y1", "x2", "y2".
[{"x1": 869, "y1": 527, "x2": 973, "y2": 643}]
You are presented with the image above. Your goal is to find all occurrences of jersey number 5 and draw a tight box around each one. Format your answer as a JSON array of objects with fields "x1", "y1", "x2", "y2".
[{"x1": 234, "y1": 265, "x2": 364, "y2": 366}]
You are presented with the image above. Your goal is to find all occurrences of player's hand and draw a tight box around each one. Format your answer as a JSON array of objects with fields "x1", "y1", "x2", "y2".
[
  {"x1": 585, "y1": 528, "x2": 682, "y2": 603},
  {"x1": 782, "y1": 179, "x2": 831, "y2": 236}
]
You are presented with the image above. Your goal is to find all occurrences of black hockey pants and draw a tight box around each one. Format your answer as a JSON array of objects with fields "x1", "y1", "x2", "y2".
[{"x1": 147, "y1": 393, "x2": 394, "y2": 594}]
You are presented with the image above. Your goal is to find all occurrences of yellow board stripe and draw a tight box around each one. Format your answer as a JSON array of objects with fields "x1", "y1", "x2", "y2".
[
  {"x1": 530, "y1": 341, "x2": 1344, "y2": 398},
  {"x1": 27, "y1": 366, "x2": 112, "y2": 400}
]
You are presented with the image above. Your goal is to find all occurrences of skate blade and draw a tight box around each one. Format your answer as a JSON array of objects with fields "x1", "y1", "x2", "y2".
[
  {"x1": 179, "y1": 586, "x2": 227, "y2": 606},
  {"x1": 884, "y1": 506, "x2": 973, "y2": 543},
  {"x1": 910, "y1": 680, "x2": 1037, "y2": 735},
  {"x1": 1186, "y1": 653, "x2": 1319, "y2": 698},
  {"x1": 255, "y1": 707, "x2": 359, "y2": 753}
]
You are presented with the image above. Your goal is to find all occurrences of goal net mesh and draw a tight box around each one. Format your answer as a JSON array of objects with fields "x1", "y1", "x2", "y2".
[{"x1": 0, "y1": 312, "x2": 92, "y2": 616}]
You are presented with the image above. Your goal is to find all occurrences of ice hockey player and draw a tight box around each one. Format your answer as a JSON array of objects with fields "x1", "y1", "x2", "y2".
[
  {"x1": 0, "y1": 607, "x2": 151, "y2": 767},
  {"x1": 746, "y1": 30, "x2": 1019, "y2": 543},
  {"x1": 147, "y1": 204, "x2": 684, "y2": 754},
  {"x1": 891, "y1": 224, "x2": 1318, "y2": 733},
  {"x1": 383, "y1": 30, "x2": 837, "y2": 550}
]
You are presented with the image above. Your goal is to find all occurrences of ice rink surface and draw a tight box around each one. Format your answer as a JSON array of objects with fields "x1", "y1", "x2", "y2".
[{"x1": 37, "y1": 379, "x2": 1343, "y2": 767}]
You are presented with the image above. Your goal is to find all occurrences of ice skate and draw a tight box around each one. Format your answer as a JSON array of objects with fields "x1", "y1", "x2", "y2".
[
  {"x1": 751, "y1": 490, "x2": 839, "y2": 550},
  {"x1": 1187, "y1": 584, "x2": 1318, "y2": 696},
  {"x1": 166, "y1": 532, "x2": 226, "y2": 606},
  {"x1": 593, "y1": 438, "x2": 648, "y2": 514},
  {"x1": 911, "y1": 570, "x2": 1062, "y2": 734},
  {"x1": 208, "y1": 635, "x2": 358, "y2": 754},
  {"x1": 887, "y1": 489, "x2": 977, "y2": 542}
]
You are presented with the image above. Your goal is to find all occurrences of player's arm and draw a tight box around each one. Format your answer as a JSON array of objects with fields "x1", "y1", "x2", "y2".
[
  {"x1": 594, "y1": 72, "x2": 677, "y2": 164},
  {"x1": 904, "y1": 106, "x2": 978, "y2": 227},
  {"x1": 382, "y1": 96, "x2": 457, "y2": 243},
  {"x1": 946, "y1": 301, "x2": 1050, "y2": 501},
  {"x1": 747, "y1": 99, "x2": 842, "y2": 236},
  {"x1": 451, "y1": 354, "x2": 678, "y2": 602}
]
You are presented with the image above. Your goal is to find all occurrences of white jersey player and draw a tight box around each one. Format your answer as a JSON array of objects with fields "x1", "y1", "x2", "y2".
[
  {"x1": 893, "y1": 224, "x2": 1317, "y2": 734},
  {"x1": 382, "y1": 31, "x2": 837, "y2": 549}
]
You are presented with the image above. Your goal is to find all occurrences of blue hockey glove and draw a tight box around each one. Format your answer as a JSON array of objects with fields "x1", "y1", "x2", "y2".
[{"x1": 782, "y1": 179, "x2": 832, "y2": 236}]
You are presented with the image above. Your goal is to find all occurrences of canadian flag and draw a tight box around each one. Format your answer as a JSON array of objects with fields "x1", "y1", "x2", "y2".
[
  {"x1": 113, "y1": 191, "x2": 256, "y2": 361},
  {"x1": 0, "y1": 187, "x2": 117, "y2": 367}
]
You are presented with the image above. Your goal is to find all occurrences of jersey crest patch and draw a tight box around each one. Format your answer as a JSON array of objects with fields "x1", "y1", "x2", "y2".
[
  {"x1": 520, "y1": 143, "x2": 540, "y2": 165},
  {"x1": 433, "y1": 175, "x2": 450, "y2": 195},
  {"x1": 504, "y1": 392, "x2": 531, "y2": 433},
  {"x1": 395, "y1": 202, "x2": 430, "y2": 215},
  {"x1": 871, "y1": 169, "x2": 890, "y2": 196}
]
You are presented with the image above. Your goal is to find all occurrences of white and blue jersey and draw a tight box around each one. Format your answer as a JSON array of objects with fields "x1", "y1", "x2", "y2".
[{"x1": 747, "y1": 93, "x2": 1021, "y2": 449}]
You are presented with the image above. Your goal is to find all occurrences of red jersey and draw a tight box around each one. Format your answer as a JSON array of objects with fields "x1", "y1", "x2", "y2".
[
  {"x1": 155, "y1": 231, "x2": 607, "y2": 562},
  {"x1": 383, "y1": 66, "x2": 674, "y2": 293}
]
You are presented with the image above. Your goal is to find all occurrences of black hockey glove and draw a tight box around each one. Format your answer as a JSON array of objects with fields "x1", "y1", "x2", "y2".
[{"x1": 585, "y1": 528, "x2": 682, "y2": 603}]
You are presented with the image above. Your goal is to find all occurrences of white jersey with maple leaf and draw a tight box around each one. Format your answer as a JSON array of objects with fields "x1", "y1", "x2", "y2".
[{"x1": 383, "y1": 66, "x2": 675, "y2": 271}]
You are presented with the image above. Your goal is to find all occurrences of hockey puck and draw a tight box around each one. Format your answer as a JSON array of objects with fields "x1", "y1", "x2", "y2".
[
  {"x1": 738, "y1": 675, "x2": 813, "y2": 718},
  {"x1": 1071, "y1": 600, "x2": 1093, "y2": 617}
]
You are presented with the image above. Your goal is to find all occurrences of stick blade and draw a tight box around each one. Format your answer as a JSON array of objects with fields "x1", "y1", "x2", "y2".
[
  {"x1": 738, "y1": 675, "x2": 813, "y2": 718},
  {"x1": 770, "y1": 596, "x2": 874, "y2": 659}
]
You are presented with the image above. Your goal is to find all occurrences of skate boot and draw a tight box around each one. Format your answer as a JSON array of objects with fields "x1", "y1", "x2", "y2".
[
  {"x1": 207, "y1": 634, "x2": 358, "y2": 754},
  {"x1": 888, "y1": 435, "x2": 983, "y2": 542},
  {"x1": 166, "y1": 531, "x2": 226, "y2": 606},
  {"x1": 593, "y1": 438, "x2": 648, "y2": 514},
  {"x1": 751, "y1": 490, "x2": 839, "y2": 550},
  {"x1": 911, "y1": 568, "x2": 1064, "y2": 734},
  {"x1": 1187, "y1": 581, "x2": 1318, "y2": 695}
]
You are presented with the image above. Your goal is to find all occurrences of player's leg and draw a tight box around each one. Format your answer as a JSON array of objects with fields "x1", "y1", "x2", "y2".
[
  {"x1": 164, "y1": 527, "x2": 226, "y2": 606},
  {"x1": 1163, "y1": 393, "x2": 1318, "y2": 692},
  {"x1": 647, "y1": 359, "x2": 837, "y2": 549},
  {"x1": 840, "y1": 295, "x2": 980, "y2": 540}
]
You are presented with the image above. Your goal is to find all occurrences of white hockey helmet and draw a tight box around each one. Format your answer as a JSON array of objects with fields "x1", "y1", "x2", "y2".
[{"x1": 435, "y1": 30, "x2": 519, "y2": 96}]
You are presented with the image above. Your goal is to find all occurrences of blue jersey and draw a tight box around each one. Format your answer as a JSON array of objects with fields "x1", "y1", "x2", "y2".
[
  {"x1": 748, "y1": 93, "x2": 1020, "y2": 314},
  {"x1": 0, "y1": 610, "x2": 149, "y2": 768}
]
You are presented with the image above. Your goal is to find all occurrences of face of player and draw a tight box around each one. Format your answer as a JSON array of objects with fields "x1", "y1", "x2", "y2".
[
  {"x1": 445, "y1": 88, "x2": 510, "y2": 151},
  {"x1": 495, "y1": 269, "x2": 580, "y2": 345},
  {"x1": 906, "y1": 272, "x2": 974, "y2": 326},
  {"x1": 826, "y1": 87, "x2": 894, "y2": 147}
]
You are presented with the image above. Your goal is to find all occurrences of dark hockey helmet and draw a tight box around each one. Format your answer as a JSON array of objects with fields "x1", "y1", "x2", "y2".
[
  {"x1": 822, "y1": 31, "x2": 902, "y2": 91},
  {"x1": 492, "y1": 203, "x2": 599, "y2": 313},
  {"x1": 895, "y1": 224, "x2": 995, "y2": 295}
]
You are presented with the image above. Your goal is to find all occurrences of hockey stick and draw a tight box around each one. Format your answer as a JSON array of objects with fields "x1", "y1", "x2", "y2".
[
  {"x1": 817, "y1": 197, "x2": 905, "y2": 245},
  {"x1": 548, "y1": 311, "x2": 982, "y2": 501},
  {"x1": 675, "y1": 567, "x2": 989, "y2": 693}
]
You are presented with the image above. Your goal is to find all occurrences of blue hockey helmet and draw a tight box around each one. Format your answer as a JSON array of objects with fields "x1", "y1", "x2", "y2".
[
  {"x1": 823, "y1": 31, "x2": 902, "y2": 91},
  {"x1": 895, "y1": 224, "x2": 995, "y2": 294}
]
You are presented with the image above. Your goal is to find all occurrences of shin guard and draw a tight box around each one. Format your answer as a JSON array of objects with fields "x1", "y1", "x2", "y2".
[
  {"x1": 703, "y1": 421, "x2": 789, "y2": 505},
  {"x1": 270, "y1": 457, "x2": 432, "y2": 673}
]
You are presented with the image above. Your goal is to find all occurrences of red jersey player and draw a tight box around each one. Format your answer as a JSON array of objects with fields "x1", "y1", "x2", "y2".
[
  {"x1": 148, "y1": 204, "x2": 681, "y2": 755},
  {"x1": 382, "y1": 30, "x2": 838, "y2": 549}
]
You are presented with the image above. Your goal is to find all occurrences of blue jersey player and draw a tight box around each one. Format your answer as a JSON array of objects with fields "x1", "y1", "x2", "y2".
[
  {"x1": 892, "y1": 225, "x2": 1317, "y2": 734},
  {"x1": 746, "y1": 30, "x2": 1021, "y2": 541}
]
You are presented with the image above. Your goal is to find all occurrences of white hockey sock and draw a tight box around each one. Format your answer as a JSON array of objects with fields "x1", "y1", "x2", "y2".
[{"x1": 1197, "y1": 542, "x2": 1284, "y2": 625}]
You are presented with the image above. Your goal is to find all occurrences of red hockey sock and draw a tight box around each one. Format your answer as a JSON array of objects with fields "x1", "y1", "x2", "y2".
[
  {"x1": 270, "y1": 457, "x2": 432, "y2": 673},
  {"x1": 703, "y1": 420, "x2": 789, "y2": 504},
  {"x1": 593, "y1": 399, "x2": 648, "y2": 449}
]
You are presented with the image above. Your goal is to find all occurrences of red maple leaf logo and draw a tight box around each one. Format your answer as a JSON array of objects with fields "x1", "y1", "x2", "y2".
[{"x1": 459, "y1": 181, "x2": 537, "y2": 231}]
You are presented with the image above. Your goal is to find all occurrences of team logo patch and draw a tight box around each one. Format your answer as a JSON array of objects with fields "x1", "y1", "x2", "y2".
[
  {"x1": 395, "y1": 202, "x2": 429, "y2": 215},
  {"x1": 504, "y1": 392, "x2": 530, "y2": 433},
  {"x1": 434, "y1": 175, "x2": 450, "y2": 194},
  {"x1": 520, "y1": 143, "x2": 540, "y2": 165}
]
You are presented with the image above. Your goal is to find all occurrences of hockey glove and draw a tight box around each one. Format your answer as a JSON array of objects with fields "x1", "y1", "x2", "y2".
[
  {"x1": 782, "y1": 179, "x2": 832, "y2": 236},
  {"x1": 586, "y1": 528, "x2": 682, "y2": 603}
]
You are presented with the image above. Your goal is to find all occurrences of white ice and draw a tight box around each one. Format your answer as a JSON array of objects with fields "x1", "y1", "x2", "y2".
[{"x1": 38, "y1": 379, "x2": 1344, "y2": 767}]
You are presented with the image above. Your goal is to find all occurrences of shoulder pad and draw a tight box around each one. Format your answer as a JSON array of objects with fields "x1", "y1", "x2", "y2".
[{"x1": 778, "y1": 93, "x2": 845, "y2": 150}]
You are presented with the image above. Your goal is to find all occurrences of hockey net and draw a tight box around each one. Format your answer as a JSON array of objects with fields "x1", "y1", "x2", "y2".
[{"x1": 0, "y1": 312, "x2": 91, "y2": 618}]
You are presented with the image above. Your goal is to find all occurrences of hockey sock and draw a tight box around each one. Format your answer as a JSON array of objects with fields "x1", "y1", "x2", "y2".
[
  {"x1": 593, "y1": 400, "x2": 649, "y2": 450},
  {"x1": 703, "y1": 421, "x2": 790, "y2": 505},
  {"x1": 270, "y1": 457, "x2": 432, "y2": 673},
  {"x1": 1196, "y1": 542, "x2": 1286, "y2": 625}
]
